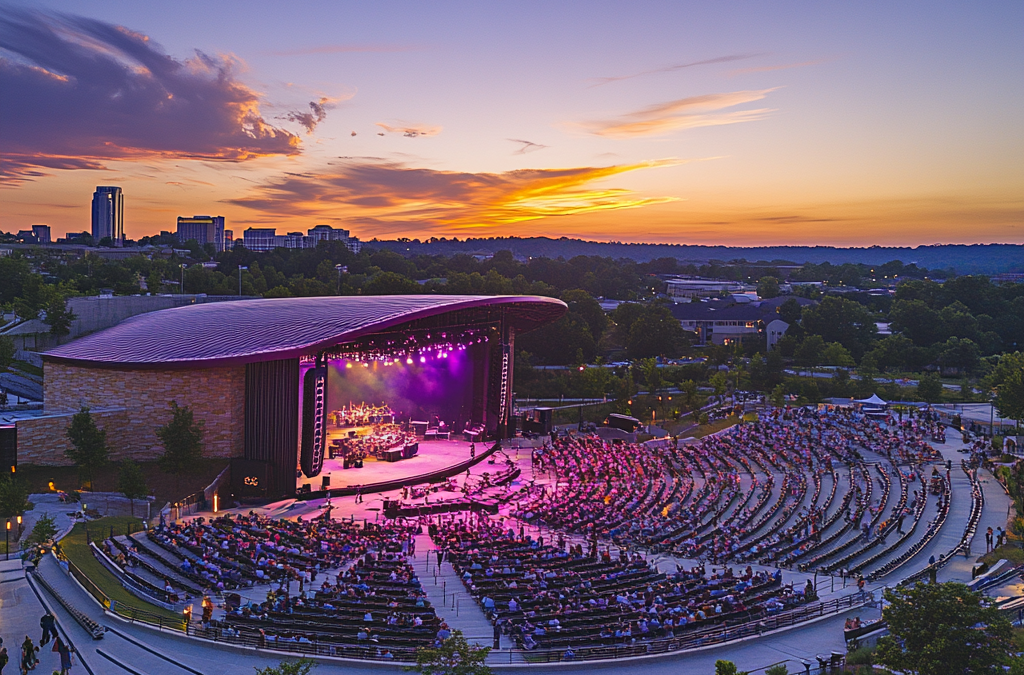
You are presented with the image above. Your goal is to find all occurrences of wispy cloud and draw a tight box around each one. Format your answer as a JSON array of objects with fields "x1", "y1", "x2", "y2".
[
  {"x1": 280, "y1": 97, "x2": 336, "y2": 133},
  {"x1": 590, "y1": 53, "x2": 762, "y2": 87},
  {"x1": 266, "y1": 44, "x2": 419, "y2": 56},
  {"x1": 576, "y1": 89, "x2": 777, "y2": 138},
  {"x1": 729, "y1": 59, "x2": 829, "y2": 76},
  {"x1": 227, "y1": 159, "x2": 678, "y2": 230},
  {"x1": 376, "y1": 121, "x2": 442, "y2": 138},
  {"x1": 508, "y1": 139, "x2": 549, "y2": 155},
  {"x1": 0, "y1": 9, "x2": 307, "y2": 183}
]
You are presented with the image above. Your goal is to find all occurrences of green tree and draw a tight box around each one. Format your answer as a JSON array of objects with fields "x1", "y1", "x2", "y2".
[
  {"x1": 937, "y1": 337, "x2": 980, "y2": 374},
  {"x1": 118, "y1": 459, "x2": 149, "y2": 517},
  {"x1": 254, "y1": 658, "x2": 315, "y2": 675},
  {"x1": 916, "y1": 373, "x2": 944, "y2": 403},
  {"x1": 679, "y1": 379, "x2": 699, "y2": 417},
  {"x1": 413, "y1": 629, "x2": 491, "y2": 675},
  {"x1": 65, "y1": 407, "x2": 109, "y2": 490},
  {"x1": 0, "y1": 335, "x2": 15, "y2": 371},
  {"x1": 639, "y1": 358, "x2": 662, "y2": 395},
  {"x1": 0, "y1": 473, "x2": 31, "y2": 519},
  {"x1": 794, "y1": 335, "x2": 825, "y2": 369},
  {"x1": 876, "y1": 582, "x2": 1012, "y2": 675},
  {"x1": 994, "y1": 367, "x2": 1024, "y2": 431},
  {"x1": 560, "y1": 289, "x2": 607, "y2": 343},
  {"x1": 25, "y1": 513, "x2": 57, "y2": 545},
  {"x1": 821, "y1": 341, "x2": 855, "y2": 367},
  {"x1": 714, "y1": 660, "x2": 747, "y2": 675},
  {"x1": 43, "y1": 294, "x2": 77, "y2": 337},
  {"x1": 765, "y1": 666, "x2": 789, "y2": 675},
  {"x1": 757, "y1": 276, "x2": 780, "y2": 299},
  {"x1": 156, "y1": 401, "x2": 206, "y2": 489},
  {"x1": 626, "y1": 305, "x2": 689, "y2": 360},
  {"x1": 769, "y1": 384, "x2": 786, "y2": 407},
  {"x1": 709, "y1": 371, "x2": 728, "y2": 402},
  {"x1": 801, "y1": 296, "x2": 877, "y2": 359},
  {"x1": 778, "y1": 297, "x2": 804, "y2": 325}
]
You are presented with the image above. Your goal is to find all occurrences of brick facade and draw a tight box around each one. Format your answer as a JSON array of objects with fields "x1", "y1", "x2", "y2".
[{"x1": 17, "y1": 362, "x2": 246, "y2": 466}]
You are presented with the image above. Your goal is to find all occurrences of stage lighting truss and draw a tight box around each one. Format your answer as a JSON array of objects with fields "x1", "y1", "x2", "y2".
[{"x1": 312, "y1": 325, "x2": 493, "y2": 364}]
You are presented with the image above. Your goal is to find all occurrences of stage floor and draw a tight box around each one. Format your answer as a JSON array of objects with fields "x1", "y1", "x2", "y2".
[{"x1": 304, "y1": 438, "x2": 478, "y2": 490}]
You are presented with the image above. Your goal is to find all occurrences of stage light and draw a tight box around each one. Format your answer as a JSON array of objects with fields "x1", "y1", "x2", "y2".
[
  {"x1": 406, "y1": 357, "x2": 413, "y2": 364},
  {"x1": 420, "y1": 356, "x2": 426, "y2": 363},
  {"x1": 345, "y1": 362, "x2": 352, "y2": 369}
]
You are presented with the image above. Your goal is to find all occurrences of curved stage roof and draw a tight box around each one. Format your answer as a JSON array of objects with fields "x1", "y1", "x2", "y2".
[{"x1": 44, "y1": 295, "x2": 566, "y2": 369}]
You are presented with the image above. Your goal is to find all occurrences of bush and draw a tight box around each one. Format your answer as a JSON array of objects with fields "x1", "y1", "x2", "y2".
[
  {"x1": 765, "y1": 665, "x2": 789, "y2": 675},
  {"x1": 846, "y1": 646, "x2": 875, "y2": 666}
]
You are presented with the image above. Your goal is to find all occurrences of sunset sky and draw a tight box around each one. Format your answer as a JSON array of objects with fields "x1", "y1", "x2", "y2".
[{"x1": 1, "y1": 1, "x2": 1021, "y2": 245}]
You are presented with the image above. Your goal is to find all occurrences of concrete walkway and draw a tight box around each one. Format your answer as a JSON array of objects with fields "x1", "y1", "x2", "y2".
[{"x1": 411, "y1": 534, "x2": 495, "y2": 644}]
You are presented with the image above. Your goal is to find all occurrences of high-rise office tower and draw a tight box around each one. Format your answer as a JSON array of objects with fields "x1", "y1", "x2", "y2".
[
  {"x1": 91, "y1": 186, "x2": 124, "y2": 246},
  {"x1": 176, "y1": 215, "x2": 226, "y2": 251}
]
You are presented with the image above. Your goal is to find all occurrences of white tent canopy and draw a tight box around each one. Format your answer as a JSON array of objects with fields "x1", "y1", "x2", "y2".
[{"x1": 854, "y1": 394, "x2": 888, "y2": 406}]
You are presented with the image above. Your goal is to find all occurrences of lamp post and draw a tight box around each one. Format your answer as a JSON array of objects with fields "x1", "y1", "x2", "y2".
[
  {"x1": 238, "y1": 265, "x2": 248, "y2": 296},
  {"x1": 335, "y1": 264, "x2": 346, "y2": 294},
  {"x1": 5, "y1": 520, "x2": 9, "y2": 561},
  {"x1": 180, "y1": 263, "x2": 186, "y2": 295}
]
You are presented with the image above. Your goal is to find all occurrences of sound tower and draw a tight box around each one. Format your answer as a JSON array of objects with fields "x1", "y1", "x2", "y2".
[{"x1": 300, "y1": 356, "x2": 328, "y2": 478}]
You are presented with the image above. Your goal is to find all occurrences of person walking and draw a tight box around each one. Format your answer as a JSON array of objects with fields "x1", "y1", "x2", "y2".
[
  {"x1": 19, "y1": 637, "x2": 38, "y2": 674},
  {"x1": 53, "y1": 637, "x2": 72, "y2": 675},
  {"x1": 39, "y1": 613, "x2": 57, "y2": 646}
]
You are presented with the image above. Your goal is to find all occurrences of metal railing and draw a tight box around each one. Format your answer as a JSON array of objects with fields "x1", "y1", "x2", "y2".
[{"x1": 502, "y1": 591, "x2": 872, "y2": 664}]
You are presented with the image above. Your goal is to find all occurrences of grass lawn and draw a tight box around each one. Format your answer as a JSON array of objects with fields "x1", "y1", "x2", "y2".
[
  {"x1": 681, "y1": 415, "x2": 740, "y2": 439},
  {"x1": 18, "y1": 458, "x2": 229, "y2": 507},
  {"x1": 978, "y1": 543, "x2": 1024, "y2": 567},
  {"x1": 59, "y1": 516, "x2": 184, "y2": 625}
]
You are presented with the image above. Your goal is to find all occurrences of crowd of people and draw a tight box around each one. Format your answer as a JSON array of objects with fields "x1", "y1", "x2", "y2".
[
  {"x1": 433, "y1": 518, "x2": 806, "y2": 651},
  {"x1": 511, "y1": 407, "x2": 943, "y2": 577}
]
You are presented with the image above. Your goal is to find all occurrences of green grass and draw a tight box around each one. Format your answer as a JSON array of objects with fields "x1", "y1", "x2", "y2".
[
  {"x1": 978, "y1": 543, "x2": 1024, "y2": 567},
  {"x1": 682, "y1": 415, "x2": 740, "y2": 439},
  {"x1": 11, "y1": 360, "x2": 43, "y2": 378},
  {"x1": 60, "y1": 516, "x2": 184, "y2": 625}
]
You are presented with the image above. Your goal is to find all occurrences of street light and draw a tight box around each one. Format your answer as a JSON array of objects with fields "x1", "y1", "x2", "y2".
[
  {"x1": 238, "y1": 265, "x2": 248, "y2": 296},
  {"x1": 180, "y1": 263, "x2": 186, "y2": 295},
  {"x1": 5, "y1": 520, "x2": 9, "y2": 561}
]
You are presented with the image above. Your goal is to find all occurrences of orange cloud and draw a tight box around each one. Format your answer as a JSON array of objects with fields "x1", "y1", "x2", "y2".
[
  {"x1": 227, "y1": 159, "x2": 678, "y2": 232},
  {"x1": 0, "y1": 10, "x2": 308, "y2": 184},
  {"x1": 375, "y1": 122, "x2": 443, "y2": 138},
  {"x1": 577, "y1": 89, "x2": 777, "y2": 138}
]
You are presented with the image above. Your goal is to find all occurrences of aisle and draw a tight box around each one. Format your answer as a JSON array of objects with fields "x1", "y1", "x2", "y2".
[{"x1": 410, "y1": 534, "x2": 495, "y2": 645}]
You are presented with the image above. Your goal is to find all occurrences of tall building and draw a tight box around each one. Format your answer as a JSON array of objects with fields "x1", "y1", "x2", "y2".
[
  {"x1": 31, "y1": 224, "x2": 51, "y2": 244},
  {"x1": 91, "y1": 186, "x2": 124, "y2": 246},
  {"x1": 242, "y1": 227, "x2": 279, "y2": 252},
  {"x1": 176, "y1": 215, "x2": 226, "y2": 251}
]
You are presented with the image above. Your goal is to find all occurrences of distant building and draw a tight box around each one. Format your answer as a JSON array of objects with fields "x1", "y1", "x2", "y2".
[
  {"x1": 17, "y1": 224, "x2": 54, "y2": 244},
  {"x1": 766, "y1": 319, "x2": 789, "y2": 351},
  {"x1": 671, "y1": 296, "x2": 815, "y2": 347},
  {"x1": 223, "y1": 230, "x2": 233, "y2": 248},
  {"x1": 665, "y1": 278, "x2": 752, "y2": 301},
  {"x1": 242, "y1": 225, "x2": 361, "y2": 253},
  {"x1": 176, "y1": 215, "x2": 226, "y2": 251},
  {"x1": 242, "y1": 227, "x2": 279, "y2": 252},
  {"x1": 91, "y1": 186, "x2": 124, "y2": 246},
  {"x1": 32, "y1": 224, "x2": 51, "y2": 244}
]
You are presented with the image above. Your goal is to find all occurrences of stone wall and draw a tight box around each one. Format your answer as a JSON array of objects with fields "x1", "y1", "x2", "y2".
[{"x1": 18, "y1": 362, "x2": 246, "y2": 466}]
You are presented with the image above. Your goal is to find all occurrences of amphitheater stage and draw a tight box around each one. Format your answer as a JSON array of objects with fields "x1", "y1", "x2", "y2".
[{"x1": 297, "y1": 438, "x2": 495, "y2": 497}]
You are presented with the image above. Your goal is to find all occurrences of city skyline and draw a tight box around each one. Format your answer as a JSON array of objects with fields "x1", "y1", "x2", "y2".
[{"x1": 0, "y1": 1, "x2": 1021, "y2": 246}]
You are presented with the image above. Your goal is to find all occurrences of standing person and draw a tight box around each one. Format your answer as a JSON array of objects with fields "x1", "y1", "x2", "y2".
[
  {"x1": 19, "y1": 636, "x2": 38, "y2": 674},
  {"x1": 986, "y1": 527, "x2": 994, "y2": 552},
  {"x1": 53, "y1": 637, "x2": 72, "y2": 675},
  {"x1": 0, "y1": 646, "x2": 8, "y2": 674},
  {"x1": 39, "y1": 613, "x2": 57, "y2": 646}
]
